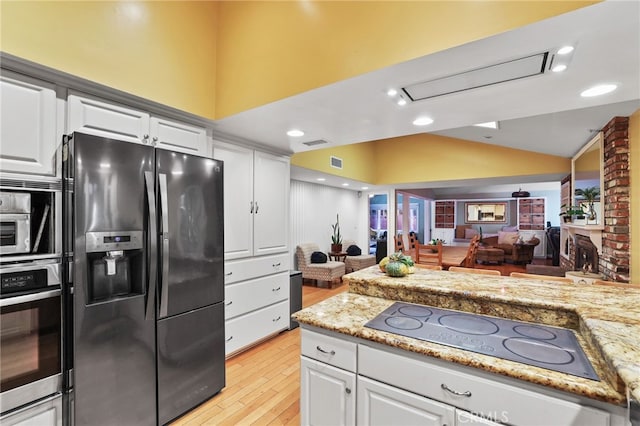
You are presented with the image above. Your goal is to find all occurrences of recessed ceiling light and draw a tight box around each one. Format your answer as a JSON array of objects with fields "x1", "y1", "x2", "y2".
[
  {"x1": 317, "y1": 178, "x2": 326, "y2": 182},
  {"x1": 552, "y1": 64, "x2": 567, "y2": 73},
  {"x1": 473, "y1": 121, "x2": 498, "y2": 129},
  {"x1": 557, "y1": 46, "x2": 574, "y2": 55},
  {"x1": 412, "y1": 117, "x2": 433, "y2": 126},
  {"x1": 581, "y1": 84, "x2": 617, "y2": 97},
  {"x1": 362, "y1": 187, "x2": 369, "y2": 190},
  {"x1": 342, "y1": 183, "x2": 349, "y2": 186},
  {"x1": 387, "y1": 89, "x2": 397, "y2": 97},
  {"x1": 287, "y1": 129, "x2": 304, "y2": 137},
  {"x1": 397, "y1": 98, "x2": 407, "y2": 106}
]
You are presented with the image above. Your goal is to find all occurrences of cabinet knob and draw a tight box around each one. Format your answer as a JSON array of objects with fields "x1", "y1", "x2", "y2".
[
  {"x1": 272, "y1": 287, "x2": 281, "y2": 292},
  {"x1": 272, "y1": 262, "x2": 281, "y2": 268},
  {"x1": 272, "y1": 316, "x2": 281, "y2": 322},
  {"x1": 345, "y1": 388, "x2": 351, "y2": 395}
]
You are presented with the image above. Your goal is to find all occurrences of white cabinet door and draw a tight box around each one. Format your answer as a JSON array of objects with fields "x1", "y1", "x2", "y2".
[
  {"x1": 150, "y1": 117, "x2": 207, "y2": 156},
  {"x1": 67, "y1": 92, "x2": 150, "y2": 144},
  {"x1": 0, "y1": 70, "x2": 58, "y2": 176},
  {"x1": 358, "y1": 376, "x2": 455, "y2": 426},
  {"x1": 432, "y1": 228, "x2": 455, "y2": 244},
  {"x1": 253, "y1": 150, "x2": 290, "y2": 256},
  {"x1": 213, "y1": 142, "x2": 254, "y2": 259},
  {"x1": 301, "y1": 357, "x2": 356, "y2": 426}
]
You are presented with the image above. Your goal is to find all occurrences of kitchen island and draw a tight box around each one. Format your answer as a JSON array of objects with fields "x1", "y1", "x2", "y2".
[{"x1": 293, "y1": 266, "x2": 640, "y2": 425}]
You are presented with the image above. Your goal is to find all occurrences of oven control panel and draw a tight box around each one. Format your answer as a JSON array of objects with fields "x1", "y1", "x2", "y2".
[{"x1": 1, "y1": 269, "x2": 47, "y2": 295}]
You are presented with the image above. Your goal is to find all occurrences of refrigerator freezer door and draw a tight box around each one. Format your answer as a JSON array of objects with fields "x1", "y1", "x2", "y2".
[
  {"x1": 70, "y1": 133, "x2": 156, "y2": 425},
  {"x1": 156, "y1": 149, "x2": 224, "y2": 317},
  {"x1": 157, "y1": 302, "x2": 225, "y2": 424}
]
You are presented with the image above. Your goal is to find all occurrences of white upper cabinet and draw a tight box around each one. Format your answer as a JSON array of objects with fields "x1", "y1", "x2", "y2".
[
  {"x1": 150, "y1": 117, "x2": 207, "y2": 155},
  {"x1": 213, "y1": 141, "x2": 290, "y2": 260},
  {"x1": 67, "y1": 92, "x2": 208, "y2": 156},
  {"x1": 0, "y1": 70, "x2": 59, "y2": 176},
  {"x1": 253, "y1": 150, "x2": 290, "y2": 256},
  {"x1": 214, "y1": 142, "x2": 254, "y2": 259},
  {"x1": 68, "y1": 92, "x2": 150, "y2": 144}
]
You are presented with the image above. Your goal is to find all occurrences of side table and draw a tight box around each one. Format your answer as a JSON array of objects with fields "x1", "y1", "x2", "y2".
[{"x1": 328, "y1": 251, "x2": 347, "y2": 262}]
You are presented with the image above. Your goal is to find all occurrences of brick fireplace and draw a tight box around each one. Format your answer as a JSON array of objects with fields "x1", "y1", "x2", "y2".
[{"x1": 560, "y1": 117, "x2": 630, "y2": 282}]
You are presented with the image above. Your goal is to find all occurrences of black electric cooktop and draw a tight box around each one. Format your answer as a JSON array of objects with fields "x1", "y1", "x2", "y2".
[{"x1": 365, "y1": 302, "x2": 599, "y2": 381}]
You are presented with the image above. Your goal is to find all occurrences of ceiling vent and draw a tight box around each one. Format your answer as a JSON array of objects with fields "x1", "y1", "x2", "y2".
[
  {"x1": 302, "y1": 139, "x2": 329, "y2": 147},
  {"x1": 330, "y1": 156, "x2": 343, "y2": 169},
  {"x1": 403, "y1": 52, "x2": 549, "y2": 101}
]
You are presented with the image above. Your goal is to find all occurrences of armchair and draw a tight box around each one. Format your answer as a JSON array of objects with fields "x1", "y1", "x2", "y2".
[
  {"x1": 343, "y1": 240, "x2": 376, "y2": 272},
  {"x1": 482, "y1": 235, "x2": 540, "y2": 264},
  {"x1": 295, "y1": 243, "x2": 345, "y2": 288}
]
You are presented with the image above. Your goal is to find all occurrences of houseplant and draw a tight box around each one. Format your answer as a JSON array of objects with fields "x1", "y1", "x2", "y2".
[
  {"x1": 559, "y1": 204, "x2": 586, "y2": 222},
  {"x1": 330, "y1": 213, "x2": 343, "y2": 252},
  {"x1": 575, "y1": 186, "x2": 600, "y2": 222}
]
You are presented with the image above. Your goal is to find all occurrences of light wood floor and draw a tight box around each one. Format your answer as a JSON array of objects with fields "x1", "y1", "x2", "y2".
[{"x1": 171, "y1": 282, "x2": 348, "y2": 426}]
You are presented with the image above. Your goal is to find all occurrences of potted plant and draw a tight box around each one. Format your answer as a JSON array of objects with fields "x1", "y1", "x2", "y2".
[
  {"x1": 330, "y1": 213, "x2": 343, "y2": 252},
  {"x1": 559, "y1": 204, "x2": 586, "y2": 222},
  {"x1": 575, "y1": 186, "x2": 600, "y2": 221}
]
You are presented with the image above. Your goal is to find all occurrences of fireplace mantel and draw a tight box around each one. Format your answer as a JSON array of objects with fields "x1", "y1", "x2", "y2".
[{"x1": 560, "y1": 223, "x2": 604, "y2": 260}]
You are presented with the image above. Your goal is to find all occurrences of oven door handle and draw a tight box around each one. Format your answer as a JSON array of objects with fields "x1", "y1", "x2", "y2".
[{"x1": 0, "y1": 288, "x2": 61, "y2": 307}]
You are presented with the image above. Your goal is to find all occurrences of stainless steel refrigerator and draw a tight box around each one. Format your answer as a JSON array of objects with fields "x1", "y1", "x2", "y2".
[{"x1": 63, "y1": 132, "x2": 225, "y2": 425}]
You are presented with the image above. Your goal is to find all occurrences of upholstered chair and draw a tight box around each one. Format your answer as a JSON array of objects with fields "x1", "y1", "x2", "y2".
[
  {"x1": 343, "y1": 240, "x2": 376, "y2": 272},
  {"x1": 295, "y1": 243, "x2": 345, "y2": 288}
]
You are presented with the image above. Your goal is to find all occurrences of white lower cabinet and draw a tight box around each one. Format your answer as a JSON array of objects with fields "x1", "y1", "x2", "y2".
[
  {"x1": 0, "y1": 394, "x2": 62, "y2": 426},
  {"x1": 301, "y1": 357, "x2": 356, "y2": 426},
  {"x1": 357, "y1": 376, "x2": 455, "y2": 426},
  {"x1": 224, "y1": 254, "x2": 290, "y2": 356},
  {"x1": 300, "y1": 328, "x2": 628, "y2": 426}
]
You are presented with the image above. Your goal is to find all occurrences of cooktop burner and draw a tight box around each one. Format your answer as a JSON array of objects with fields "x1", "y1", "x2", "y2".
[{"x1": 365, "y1": 302, "x2": 599, "y2": 381}]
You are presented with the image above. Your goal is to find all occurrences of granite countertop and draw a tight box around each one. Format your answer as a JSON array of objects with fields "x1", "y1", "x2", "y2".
[{"x1": 292, "y1": 266, "x2": 640, "y2": 406}]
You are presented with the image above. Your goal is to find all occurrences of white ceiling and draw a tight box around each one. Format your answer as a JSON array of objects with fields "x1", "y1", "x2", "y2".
[{"x1": 216, "y1": 1, "x2": 640, "y2": 194}]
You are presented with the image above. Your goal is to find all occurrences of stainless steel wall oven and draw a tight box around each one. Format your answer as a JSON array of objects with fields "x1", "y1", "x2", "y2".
[{"x1": 0, "y1": 260, "x2": 62, "y2": 415}]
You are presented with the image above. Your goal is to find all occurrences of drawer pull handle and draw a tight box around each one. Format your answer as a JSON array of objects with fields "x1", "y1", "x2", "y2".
[
  {"x1": 441, "y1": 383, "x2": 471, "y2": 397},
  {"x1": 345, "y1": 387, "x2": 352, "y2": 395},
  {"x1": 272, "y1": 262, "x2": 281, "y2": 267},
  {"x1": 316, "y1": 345, "x2": 335, "y2": 356},
  {"x1": 226, "y1": 272, "x2": 233, "y2": 276},
  {"x1": 225, "y1": 300, "x2": 233, "y2": 306},
  {"x1": 226, "y1": 336, "x2": 233, "y2": 342},
  {"x1": 273, "y1": 316, "x2": 281, "y2": 322},
  {"x1": 272, "y1": 287, "x2": 281, "y2": 292}
]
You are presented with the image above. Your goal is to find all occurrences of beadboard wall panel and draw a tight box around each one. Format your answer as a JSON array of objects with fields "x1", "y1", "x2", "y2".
[{"x1": 290, "y1": 180, "x2": 368, "y2": 269}]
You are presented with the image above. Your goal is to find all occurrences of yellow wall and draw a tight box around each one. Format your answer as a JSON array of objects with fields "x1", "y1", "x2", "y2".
[
  {"x1": 215, "y1": 1, "x2": 597, "y2": 118},
  {"x1": 630, "y1": 109, "x2": 640, "y2": 283},
  {"x1": 0, "y1": 1, "x2": 218, "y2": 119},
  {"x1": 292, "y1": 142, "x2": 378, "y2": 184},
  {"x1": 292, "y1": 134, "x2": 570, "y2": 185}
]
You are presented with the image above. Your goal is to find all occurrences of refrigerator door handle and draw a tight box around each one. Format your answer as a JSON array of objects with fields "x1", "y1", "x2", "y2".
[
  {"x1": 158, "y1": 173, "x2": 170, "y2": 318},
  {"x1": 144, "y1": 171, "x2": 157, "y2": 320}
]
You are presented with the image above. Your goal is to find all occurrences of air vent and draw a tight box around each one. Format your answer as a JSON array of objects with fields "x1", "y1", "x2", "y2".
[
  {"x1": 403, "y1": 52, "x2": 549, "y2": 101},
  {"x1": 302, "y1": 139, "x2": 329, "y2": 147},
  {"x1": 0, "y1": 177, "x2": 62, "y2": 191},
  {"x1": 330, "y1": 156, "x2": 343, "y2": 169}
]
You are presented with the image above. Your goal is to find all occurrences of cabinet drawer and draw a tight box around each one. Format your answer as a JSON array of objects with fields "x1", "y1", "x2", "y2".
[
  {"x1": 358, "y1": 345, "x2": 610, "y2": 426},
  {"x1": 225, "y1": 300, "x2": 289, "y2": 356},
  {"x1": 225, "y1": 272, "x2": 289, "y2": 319},
  {"x1": 224, "y1": 253, "x2": 289, "y2": 284},
  {"x1": 301, "y1": 329, "x2": 357, "y2": 372}
]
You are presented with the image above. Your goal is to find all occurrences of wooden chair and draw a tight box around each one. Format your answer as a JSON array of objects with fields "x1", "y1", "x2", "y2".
[
  {"x1": 408, "y1": 231, "x2": 420, "y2": 251},
  {"x1": 463, "y1": 235, "x2": 480, "y2": 267},
  {"x1": 393, "y1": 235, "x2": 406, "y2": 253},
  {"x1": 415, "y1": 242, "x2": 443, "y2": 267},
  {"x1": 509, "y1": 272, "x2": 573, "y2": 284},
  {"x1": 593, "y1": 279, "x2": 640, "y2": 289},
  {"x1": 450, "y1": 266, "x2": 501, "y2": 276},
  {"x1": 414, "y1": 264, "x2": 443, "y2": 270}
]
